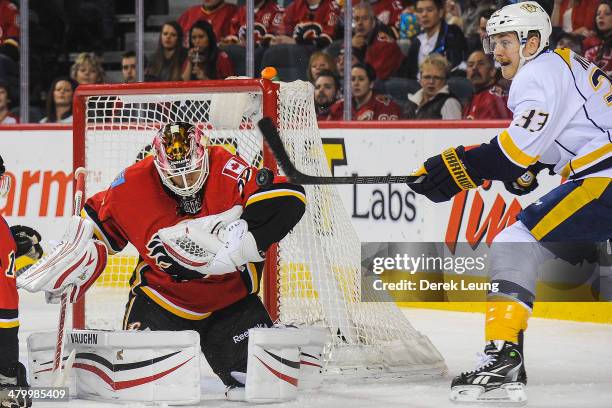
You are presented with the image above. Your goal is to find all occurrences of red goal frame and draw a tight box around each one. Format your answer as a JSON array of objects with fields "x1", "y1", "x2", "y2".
[{"x1": 71, "y1": 79, "x2": 282, "y2": 329}]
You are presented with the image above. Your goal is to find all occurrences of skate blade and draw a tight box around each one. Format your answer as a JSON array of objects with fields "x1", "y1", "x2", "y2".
[{"x1": 450, "y1": 383, "x2": 527, "y2": 405}]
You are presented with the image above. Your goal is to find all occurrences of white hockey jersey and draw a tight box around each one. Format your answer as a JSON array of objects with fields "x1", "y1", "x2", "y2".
[{"x1": 497, "y1": 48, "x2": 612, "y2": 180}]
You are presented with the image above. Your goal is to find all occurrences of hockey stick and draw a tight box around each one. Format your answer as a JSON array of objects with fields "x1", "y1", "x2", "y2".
[
  {"x1": 256, "y1": 117, "x2": 425, "y2": 185},
  {"x1": 51, "y1": 167, "x2": 87, "y2": 386}
]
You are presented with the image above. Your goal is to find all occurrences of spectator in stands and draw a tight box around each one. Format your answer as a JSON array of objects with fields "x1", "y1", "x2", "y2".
[
  {"x1": 463, "y1": 7, "x2": 497, "y2": 53},
  {"x1": 272, "y1": 0, "x2": 341, "y2": 48},
  {"x1": 398, "y1": 2, "x2": 420, "y2": 42},
  {"x1": 226, "y1": 0, "x2": 284, "y2": 47},
  {"x1": 463, "y1": 50, "x2": 512, "y2": 120},
  {"x1": 552, "y1": 0, "x2": 598, "y2": 38},
  {"x1": 335, "y1": 47, "x2": 359, "y2": 89},
  {"x1": 146, "y1": 21, "x2": 187, "y2": 82},
  {"x1": 351, "y1": 2, "x2": 404, "y2": 81},
  {"x1": 0, "y1": 81, "x2": 17, "y2": 124},
  {"x1": 40, "y1": 77, "x2": 77, "y2": 123},
  {"x1": 121, "y1": 51, "x2": 137, "y2": 83},
  {"x1": 327, "y1": 62, "x2": 401, "y2": 120},
  {"x1": 585, "y1": 0, "x2": 612, "y2": 75},
  {"x1": 555, "y1": 32, "x2": 584, "y2": 54},
  {"x1": 70, "y1": 52, "x2": 105, "y2": 85},
  {"x1": 0, "y1": 40, "x2": 18, "y2": 103},
  {"x1": 0, "y1": 0, "x2": 19, "y2": 46},
  {"x1": 307, "y1": 51, "x2": 337, "y2": 83},
  {"x1": 369, "y1": 0, "x2": 404, "y2": 36},
  {"x1": 461, "y1": 0, "x2": 497, "y2": 47},
  {"x1": 403, "y1": 0, "x2": 467, "y2": 79},
  {"x1": 182, "y1": 20, "x2": 233, "y2": 80},
  {"x1": 314, "y1": 69, "x2": 340, "y2": 120},
  {"x1": 403, "y1": 53, "x2": 462, "y2": 119},
  {"x1": 446, "y1": 0, "x2": 464, "y2": 30},
  {"x1": 178, "y1": 0, "x2": 237, "y2": 46}
]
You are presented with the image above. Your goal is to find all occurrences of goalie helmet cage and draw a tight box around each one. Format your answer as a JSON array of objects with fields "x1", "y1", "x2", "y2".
[{"x1": 72, "y1": 78, "x2": 446, "y2": 378}]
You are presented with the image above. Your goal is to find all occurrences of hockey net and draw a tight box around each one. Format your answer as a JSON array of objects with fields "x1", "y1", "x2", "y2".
[{"x1": 73, "y1": 79, "x2": 446, "y2": 378}]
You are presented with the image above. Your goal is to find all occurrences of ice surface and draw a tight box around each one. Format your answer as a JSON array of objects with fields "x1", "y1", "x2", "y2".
[{"x1": 18, "y1": 292, "x2": 612, "y2": 408}]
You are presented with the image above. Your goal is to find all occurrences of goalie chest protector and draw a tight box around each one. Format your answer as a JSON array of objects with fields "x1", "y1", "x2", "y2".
[{"x1": 84, "y1": 147, "x2": 262, "y2": 318}]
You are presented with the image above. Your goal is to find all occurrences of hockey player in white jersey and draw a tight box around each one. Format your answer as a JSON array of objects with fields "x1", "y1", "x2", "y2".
[{"x1": 408, "y1": 1, "x2": 612, "y2": 404}]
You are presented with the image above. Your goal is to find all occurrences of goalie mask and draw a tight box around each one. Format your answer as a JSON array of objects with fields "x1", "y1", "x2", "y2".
[{"x1": 153, "y1": 122, "x2": 209, "y2": 197}]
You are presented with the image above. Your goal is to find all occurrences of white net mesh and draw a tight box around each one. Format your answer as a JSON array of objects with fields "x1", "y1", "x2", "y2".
[{"x1": 79, "y1": 80, "x2": 446, "y2": 378}]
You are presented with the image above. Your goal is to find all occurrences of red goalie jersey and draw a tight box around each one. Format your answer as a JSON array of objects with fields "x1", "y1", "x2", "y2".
[{"x1": 84, "y1": 147, "x2": 305, "y2": 321}]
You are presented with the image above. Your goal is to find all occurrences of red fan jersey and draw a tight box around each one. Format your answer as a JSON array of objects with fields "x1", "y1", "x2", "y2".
[
  {"x1": 370, "y1": 0, "x2": 403, "y2": 33},
  {"x1": 364, "y1": 30, "x2": 403, "y2": 80},
  {"x1": 0, "y1": 0, "x2": 19, "y2": 44},
  {"x1": 228, "y1": 0, "x2": 284, "y2": 44},
  {"x1": 216, "y1": 51, "x2": 234, "y2": 78},
  {"x1": 326, "y1": 94, "x2": 401, "y2": 121},
  {"x1": 178, "y1": 2, "x2": 238, "y2": 44},
  {"x1": 463, "y1": 84, "x2": 512, "y2": 120},
  {"x1": 84, "y1": 147, "x2": 305, "y2": 320},
  {"x1": 0, "y1": 216, "x2": 18, "y2": 311},
  {"x1": 280, "y1": 0, "x2": 340, "y2": 41}
]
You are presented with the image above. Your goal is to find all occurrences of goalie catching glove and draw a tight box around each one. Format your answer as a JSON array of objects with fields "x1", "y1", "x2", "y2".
[
  {"x1": 149, "y1": 206, "x2": 264, "y2": 281},
  {"x1": 16, "y1": 215, "x2": 108, "y2": 303},
  {"x1": 408, "y1": 146, "x2": 483, "y2": 203}
]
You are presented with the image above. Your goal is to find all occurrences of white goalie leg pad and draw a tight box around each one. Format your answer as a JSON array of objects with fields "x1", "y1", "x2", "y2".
[
  {"x1": 67, "y1": 330, "x2": 201, "y2": 405},
  {"x1": 298, "y1": 326, "x2": 329, "y2": 390},
  {"x1": 27, "y1": 331, "x2": 77, "y2": 394},
  {"x1": 244, "y1": 327, "x2": 308, "y2": 403}
]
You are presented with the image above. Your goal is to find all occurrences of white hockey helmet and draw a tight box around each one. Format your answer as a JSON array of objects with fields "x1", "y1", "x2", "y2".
[
  {"x1": 153, "y1": 122, "x2": 209, "y2": 197},
  {"x1": 484, "y1": 1, "x2": 551, "y2": 69}
]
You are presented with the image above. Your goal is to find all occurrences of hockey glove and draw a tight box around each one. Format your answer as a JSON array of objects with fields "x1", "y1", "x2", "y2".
[
  {"x1": 146, "y1": 234, "x2": 205, "y2": 281},
  {"x1": 9, "y1": 225, "x2": 43, "y2": 259},
  {"x1": 408, "y1": 146, "x2": 483, "y2": 203},
  {"x1": 503, "y1": 162, "x2": 554, "y2": 196},
  {"x1": 503, "y1": 170, "x2": 539, "y2": 196}
]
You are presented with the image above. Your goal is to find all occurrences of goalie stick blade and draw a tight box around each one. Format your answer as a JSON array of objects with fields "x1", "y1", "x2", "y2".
[{"x1": 256, "y1": 117, "x2": 424, "y2": 185}]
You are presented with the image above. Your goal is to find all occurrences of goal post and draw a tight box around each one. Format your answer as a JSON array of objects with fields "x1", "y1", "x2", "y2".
[{"x1": 72, "y1": 78, "x2": 446, "y2": 378}]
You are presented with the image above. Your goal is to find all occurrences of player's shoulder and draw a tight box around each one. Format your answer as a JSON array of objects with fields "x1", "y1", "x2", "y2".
[
  {"x1": 208, "y1": 146, "x2": 251, "y2": 181},
  {"x1": 511, "y1": 50, "x2": 567, "y2": 92},
  {"x1": 517, "y1": 50, "x2": 567, "y2": 79},
  {"x1": 110, "y1": 156, "x2": 156, "y2": 190}
]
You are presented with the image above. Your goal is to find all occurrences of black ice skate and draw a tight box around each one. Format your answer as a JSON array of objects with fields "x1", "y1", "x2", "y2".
[{"x1": 450, "y1": 340, "x2": 527, "y2": 405}]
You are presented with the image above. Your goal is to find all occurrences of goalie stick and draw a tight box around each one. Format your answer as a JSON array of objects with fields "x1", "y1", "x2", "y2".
[
  {"x1": 52, "y1": 167, "x2": 87, "y2": 386},
  {"x1": 256, "y1": 117, "x2": 425, "y2": 185}
]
